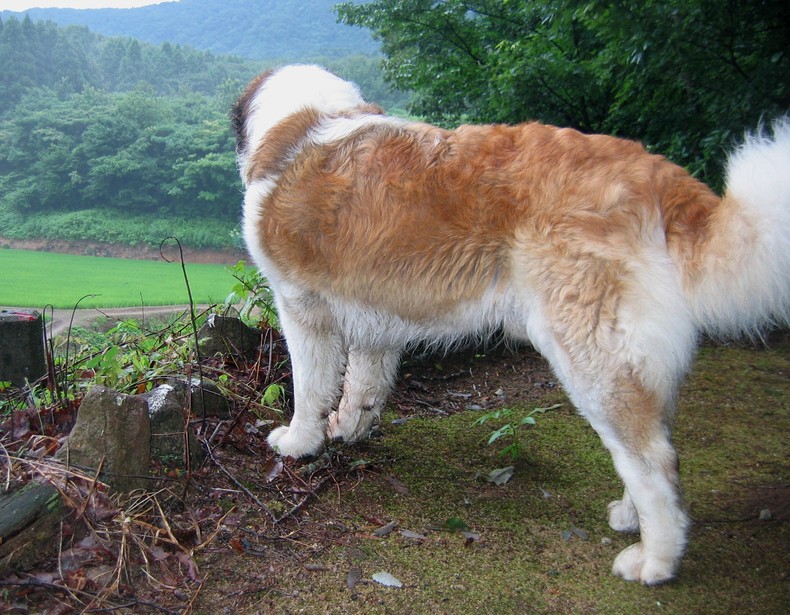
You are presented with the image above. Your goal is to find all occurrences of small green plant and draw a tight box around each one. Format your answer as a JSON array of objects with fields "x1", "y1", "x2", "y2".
[
  {"x1": 224, "y1": 260, "x2": 279, "y2": 328},
  {"x1": 0, "y1": 381, "x2": 20, "y2": 415},
  {"x1": 246, "y1": 382, "x2": 287, "y2": 423},
  {"x1": 474, "y1": 404, "x2": 562, "y2": 460},
  {"x1": 261, "y1": 383, "x2": 285, "y2": 408},
  {"x1": 85, "y1": 345, "x2": 129, "y2": 387},
  {"x1": 78, "y1": 317, "x2": 194, "y2": 393}
]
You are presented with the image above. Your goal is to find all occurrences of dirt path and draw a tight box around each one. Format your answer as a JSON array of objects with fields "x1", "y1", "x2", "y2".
[
  {"x1": 1, "y1": 305, "x2": 210, "y2": 337},
  {"x1": 1, "y1": 237, "x2": 245, "y2": 265}
]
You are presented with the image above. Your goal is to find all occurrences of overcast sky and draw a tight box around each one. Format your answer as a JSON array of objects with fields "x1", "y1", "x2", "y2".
[{"x1": 3, "y1": 1, "x2": 176, "y2": 10}]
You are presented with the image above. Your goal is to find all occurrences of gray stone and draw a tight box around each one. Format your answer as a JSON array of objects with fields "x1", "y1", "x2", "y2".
[
  {"x1": 165, "y1": 376, "x2": 229, "y2": 418},
  {"x1": 197, "y1": 314, "x2": 263, "y2": 360},
  {"x1": 57, "y1": 385, "x2": 151, "y2": 492},
  {"x1": 0, "y1": 310, "x2": 46, "y2": 388},
  {"x1": 142, "y1": 384, "x2": 205, "y2": 469}
]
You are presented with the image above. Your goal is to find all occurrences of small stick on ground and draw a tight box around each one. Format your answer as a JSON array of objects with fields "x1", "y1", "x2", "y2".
[{"x1": 204, "y1": 443, "x2": 277, "y2": 522}]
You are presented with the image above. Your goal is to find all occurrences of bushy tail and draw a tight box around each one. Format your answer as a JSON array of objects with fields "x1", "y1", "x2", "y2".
[{"x1": 689, "y1": 118, "x2": 790, "y2": 338}]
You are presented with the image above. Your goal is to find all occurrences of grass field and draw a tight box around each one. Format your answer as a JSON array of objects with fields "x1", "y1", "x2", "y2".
[{"x1": 0, "y1": 249, "x2": 238, "y2": 309}]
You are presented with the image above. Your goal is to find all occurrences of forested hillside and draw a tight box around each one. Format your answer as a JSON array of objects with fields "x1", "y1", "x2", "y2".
[
  {"x1": 0, "y1": 0, "x2": 378, "y2": 60},
  {"x1": 0, "y1": 16, "x2": 396, "y2": 250},
  {"x1": 0, "y1": 16, "x2": 257, "y2": 111}
]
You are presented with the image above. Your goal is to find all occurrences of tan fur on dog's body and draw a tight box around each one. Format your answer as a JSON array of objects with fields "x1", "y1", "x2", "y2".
[
  {"x1": 232, "y1": 65, "x2": 790, "y2": 586},
  {"x1": 245, "y1": 113, "x2": 711, "y2": 317}
]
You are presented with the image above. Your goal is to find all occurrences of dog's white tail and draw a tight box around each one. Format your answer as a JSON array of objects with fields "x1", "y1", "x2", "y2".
[{"x1": 687, "y1": 118, "x2": 790, "y2": 337}]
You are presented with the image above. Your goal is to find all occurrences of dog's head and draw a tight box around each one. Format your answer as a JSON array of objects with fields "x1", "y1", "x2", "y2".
[
  {"x1": 231, "y1": 69, "x2": 272, "y2": 155},
  {"x1": 231, "y1": 65, "x2": 374, "y2": 180}
]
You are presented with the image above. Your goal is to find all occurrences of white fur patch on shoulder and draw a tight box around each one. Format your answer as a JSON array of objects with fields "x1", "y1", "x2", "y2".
[
  {"x1": 244, "y1": 65, "x2": 366, "y2": 154},
  {"x1": 243, "y1": 177, "x2": 277, "y2": 224},
  {"x1": 309, "y1": 114, "x2": 403, "y2": 148}
]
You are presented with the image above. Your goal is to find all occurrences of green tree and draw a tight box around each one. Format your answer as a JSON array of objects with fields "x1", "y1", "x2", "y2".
[
  {"x1": 325, "y1": 54, "x2": 411, "y2": 112},
  {"x1": 0, "y1": 17, "x2": 38, "y2": 108},
  {"x1": 0, "y1": 86, "x2": 240, "y2": 219},
  {"x1": 337, "y1": 0, "x2": 789, "y2": 187}
]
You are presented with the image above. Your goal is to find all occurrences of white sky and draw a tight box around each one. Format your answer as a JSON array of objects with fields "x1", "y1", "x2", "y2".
[{"x1": 3, "y1": 1, "x2": 176, "y2": 10}]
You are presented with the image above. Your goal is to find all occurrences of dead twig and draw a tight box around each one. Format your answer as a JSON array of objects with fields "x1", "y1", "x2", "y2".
[
  {"x1": 183, "y1": 574, "x2": 206, "y2": 615},
  {"x1": 274, "y1": 476, "x2": 331, "y2": 524},
  {"x1": 0, "y1": 578, "x2": 181, "y2": 614},
  {"x1": 204, "y1": 442, "x2": 277, "y2": 522}
]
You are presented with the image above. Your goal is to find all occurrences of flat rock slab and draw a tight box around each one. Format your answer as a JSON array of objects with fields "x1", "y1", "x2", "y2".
[{"x1": 57, "y1": 385, "x2": 151, "y2": 492}]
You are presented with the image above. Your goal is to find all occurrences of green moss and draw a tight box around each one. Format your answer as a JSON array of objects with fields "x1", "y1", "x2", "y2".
[{"x1": 208, "y1": 339, "x2": 789, "y2": 614}]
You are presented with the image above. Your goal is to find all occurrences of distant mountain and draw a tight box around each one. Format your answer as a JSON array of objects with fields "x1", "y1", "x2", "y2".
[{"x1": 0, "y1": 0, "x2": 378, "y2": 60}]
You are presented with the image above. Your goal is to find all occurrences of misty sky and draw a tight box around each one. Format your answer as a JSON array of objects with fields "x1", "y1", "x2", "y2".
[{"x1": 4, "y1": 1, "x2": 176, "y2": 10}]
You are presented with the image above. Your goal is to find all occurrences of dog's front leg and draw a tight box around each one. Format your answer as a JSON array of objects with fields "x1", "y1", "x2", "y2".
[
  {"x1": 266, "y1": 295, "x2": 346, "y2": 458},
  {"x1": 327, "y1": 347, "x2": 401, "y2": 443}
]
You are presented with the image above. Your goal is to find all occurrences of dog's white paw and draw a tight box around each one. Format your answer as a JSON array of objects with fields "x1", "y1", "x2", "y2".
[
  {"x1": 612, "y1": 542, "x2": 676, "y2": 585},
  {"x1": 326, "y1": 409, "x2": 376, "y2": 444},
  {"x1": 267, "y1": 425, "x2": 324, "y2": 458},
  {"x1": 608, "y1": 498, "x2": 640, "y2": 533}
]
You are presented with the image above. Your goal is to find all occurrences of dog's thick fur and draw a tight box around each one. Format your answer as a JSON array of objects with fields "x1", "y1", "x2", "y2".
[{"x1": 232, "y1": 65, "x2": 790, "y2": 585}]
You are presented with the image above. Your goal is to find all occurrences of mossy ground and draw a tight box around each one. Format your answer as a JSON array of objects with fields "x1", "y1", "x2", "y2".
[{"x1": 195, "y1": 337, "x2": 789, "y2": 614}]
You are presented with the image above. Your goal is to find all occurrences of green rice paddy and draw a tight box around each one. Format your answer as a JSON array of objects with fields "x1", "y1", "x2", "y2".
[{"x1": 0, "y1": 249, "x2": 236, "y2": 309}]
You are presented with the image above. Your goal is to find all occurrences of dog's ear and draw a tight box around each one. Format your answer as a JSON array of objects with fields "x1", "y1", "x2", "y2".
[
  {"x1": 231, "y1": 70, "x2": 274, "y2": 153},
  {"x1": 230, "y1": 95, "x2": 248, "y2": 153}
]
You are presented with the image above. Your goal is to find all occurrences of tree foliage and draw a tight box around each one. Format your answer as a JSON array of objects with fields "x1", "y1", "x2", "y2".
[
  {"x1": 0, "y1": 17, "x2": 395, "y2": 249},
  {"x1": 337, "y1": 0, "x2": 789, "y2": 187}
]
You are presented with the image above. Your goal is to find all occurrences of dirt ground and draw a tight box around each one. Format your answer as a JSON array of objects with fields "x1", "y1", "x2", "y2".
[
  {"x1": 176, "y1": 335, "x2": 788, "y2": 615},
  {"x1": 207, "y1": 340, "x2": 790, "y2": 614},
  {"x1": 0, "y1": 237, "x2": 245, "y2": 265},
  {"x1": 2, "y1": 331, "x2": 789, "y2": 613}
]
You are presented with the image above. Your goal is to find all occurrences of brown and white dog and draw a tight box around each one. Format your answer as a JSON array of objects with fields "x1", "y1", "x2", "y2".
[{"x1": 232, "y1": 65, "x2": 790, "y2": 585}]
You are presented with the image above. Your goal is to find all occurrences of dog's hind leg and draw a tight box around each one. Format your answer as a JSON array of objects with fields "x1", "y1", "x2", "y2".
[
  {"x1": 532, "y1": 322, "x2": 689, "y2": 583},
  {"x1": 266, "y1": 293, "x2": 347, "y2": 458},
  {"x1": 584, "y1": 374, "x2": 689, "y2": 585},
  {"x1": 327, "y1": 347, "x2": 401, "y2": 444},
  {"x1": 520, "y1": 253, "x2": 694, "y2": 584},
  {"x1": 538, "y1": 340, "x2": 689, "y2": 583}
]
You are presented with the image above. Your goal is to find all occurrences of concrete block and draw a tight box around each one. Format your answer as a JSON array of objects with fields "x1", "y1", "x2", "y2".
[{"x1": 0, "y1": 310, "x2": 46, "y2": 388}]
